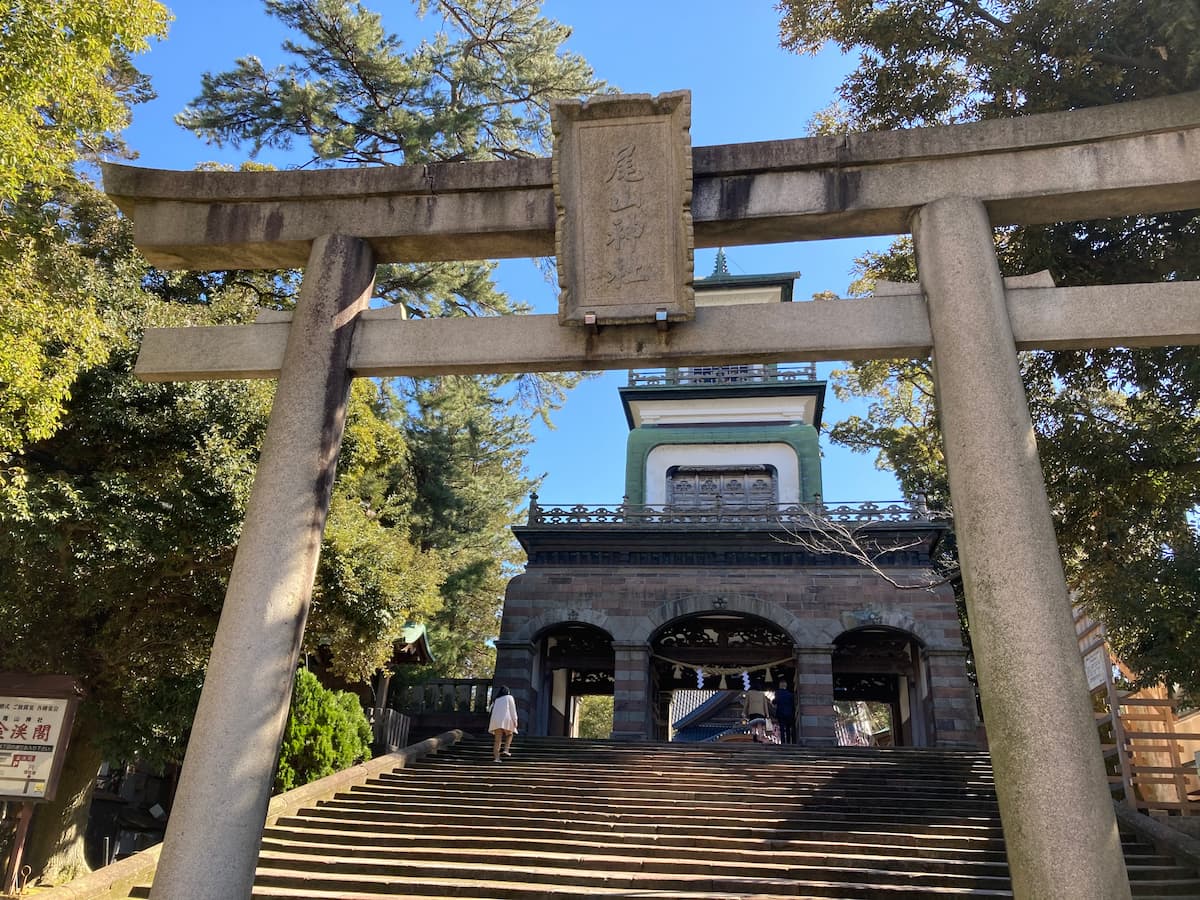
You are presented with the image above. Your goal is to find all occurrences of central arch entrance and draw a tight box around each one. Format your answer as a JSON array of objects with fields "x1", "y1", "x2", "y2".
[{"x1": 649, "y1": 611, "x2": 795, "y2": 741}]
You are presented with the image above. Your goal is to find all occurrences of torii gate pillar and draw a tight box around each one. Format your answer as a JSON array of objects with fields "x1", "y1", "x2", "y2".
[
  {"x1": 914, "y1": 198, "x2": 1127, "y2": 898},
  {"x1": 149, "y1": 234, "x2": 375, "y2": 899}
]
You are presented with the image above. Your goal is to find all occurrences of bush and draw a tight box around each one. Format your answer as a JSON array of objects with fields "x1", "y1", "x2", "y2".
[{"x1": 275, "y1": 668, "x2": 373, "y2": 792}]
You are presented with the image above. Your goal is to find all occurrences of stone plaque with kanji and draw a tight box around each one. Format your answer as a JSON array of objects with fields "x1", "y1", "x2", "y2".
[{"x1": 552, "y1": 91, "x2": 694, "y2": 326}]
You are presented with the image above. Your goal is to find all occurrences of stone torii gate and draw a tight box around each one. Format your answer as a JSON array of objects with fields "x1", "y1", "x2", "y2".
[{"x1": 103, "y1": 90, "x2": 1200, "y2": 900}]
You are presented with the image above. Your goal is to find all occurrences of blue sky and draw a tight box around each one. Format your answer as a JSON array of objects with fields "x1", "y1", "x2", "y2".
[{"x1": 121, "y1": 0, "x2": 904, "y2": 504}]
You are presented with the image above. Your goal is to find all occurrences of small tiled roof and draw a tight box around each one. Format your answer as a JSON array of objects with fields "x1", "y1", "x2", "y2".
[{"x1": 392, "y1": 623, "x2": 434, "y2": 666}]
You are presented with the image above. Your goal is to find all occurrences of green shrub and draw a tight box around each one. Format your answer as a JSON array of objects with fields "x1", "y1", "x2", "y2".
[{"x1": 275, "y1": 668, "x2": 373, "y2": 793}]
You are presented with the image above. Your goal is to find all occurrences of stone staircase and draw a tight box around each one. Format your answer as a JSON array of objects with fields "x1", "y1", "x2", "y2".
[{"x1": 235, "y1": 737, "x2": 1199, "y2": 899}]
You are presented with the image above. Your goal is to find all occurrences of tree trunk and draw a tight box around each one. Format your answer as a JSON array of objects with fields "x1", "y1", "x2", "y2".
[{"x1": 24, "y1": 717, "x2": 104, "y2": 885}]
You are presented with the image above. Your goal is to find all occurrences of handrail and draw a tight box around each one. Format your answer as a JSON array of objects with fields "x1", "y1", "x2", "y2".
[{"x1": 525, "y1": 496, "x2": 941, "y2": 527}]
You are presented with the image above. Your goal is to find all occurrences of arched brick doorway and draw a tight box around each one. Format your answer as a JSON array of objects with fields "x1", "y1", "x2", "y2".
[
  {"x1": 535, "y1": 622, "x2": 615, "y2": 737},
  {"x1": 832, "y1": 626, "x2": 934, "y2": 747}
]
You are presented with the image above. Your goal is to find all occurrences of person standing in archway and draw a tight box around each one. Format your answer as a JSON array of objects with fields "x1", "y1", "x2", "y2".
[
  {"x1": 774, "y1": 680, "x2": 796, "y2": 744},
  {"x1": 489, "y1": 685, "x2": 519, "y2": 762},
  {"x1": 742, "y1": 688, "x2": 774, "y2": 742}
]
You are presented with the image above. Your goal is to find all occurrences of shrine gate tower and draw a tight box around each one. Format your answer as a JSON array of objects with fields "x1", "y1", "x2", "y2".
[{"x1": 494, "y1": 257, "x2": 979, "y2": 747}]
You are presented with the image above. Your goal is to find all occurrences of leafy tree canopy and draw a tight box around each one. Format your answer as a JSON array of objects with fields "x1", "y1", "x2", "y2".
[
  {"x1": 0, "y1": 0, "x2": 170, "y2": 204},
  {"x1": 0, "y1": 0, "x2": 169, "y2": 466},
  {"x1": 778, "y1": 0, "x2": 1200, "y2": 696},
  {"x1": 780, "y1": 0, "x2": 1200, "y2": 130},
  {"x1": 175, "y1": 0, "x2": 605, "y2": 678},
  {"x1": 3, "y1": 1, "x2": 602, "y2": 879}
]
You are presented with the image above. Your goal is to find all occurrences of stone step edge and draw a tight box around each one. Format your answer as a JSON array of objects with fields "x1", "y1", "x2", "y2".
[
  {"x1": 255, "y1": 846, "x2": 1195, "y2": 884},
  {"x1": 260, "y1": 823, "x2": 1012, "y2": 857},
  {"x1": 264, "y1": 818, "x2": 1008, "y2": 851},
  {"x1": 295, "y1": 805, "x2": 1008, "y2": 832},
  {"x1": 250, "y1": 864, "x2": 1012, "y2": 897}
]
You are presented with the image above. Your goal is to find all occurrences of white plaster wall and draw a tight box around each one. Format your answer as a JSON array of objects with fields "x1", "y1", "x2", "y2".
[{"x1": 644, "y1": 442, "x2": 800, "y2": 504}]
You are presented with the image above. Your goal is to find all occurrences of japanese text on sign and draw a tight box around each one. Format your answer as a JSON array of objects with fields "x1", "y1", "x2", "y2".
[{"x1": 0, "y1": 696, "x2": 68, "y2": 799}]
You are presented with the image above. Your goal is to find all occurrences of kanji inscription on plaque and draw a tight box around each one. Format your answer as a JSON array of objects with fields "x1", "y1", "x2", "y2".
[{"x1": 552, "y1": 91, "x2": 694, "y2": 326}]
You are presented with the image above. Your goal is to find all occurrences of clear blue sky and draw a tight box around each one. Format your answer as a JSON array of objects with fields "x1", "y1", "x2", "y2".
[{"x1": 121, "y1": 0, "x2": 903, "y2": 504}]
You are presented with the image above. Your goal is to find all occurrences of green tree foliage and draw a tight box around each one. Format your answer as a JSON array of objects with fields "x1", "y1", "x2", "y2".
[
  {"x1": 275, "y1": 668, "x2": 373, "y2": 793},
  {"x1": 2, "y1": 1, "x2": 601, "y2": 880},
  {"x1": 575, "y1": 695, "x2": 613, "y2": 739},
  {"x1": 0, "y1": 0, "x2": 169, "y2": 470},
  {"x1": 0, "y1": 0, "x2": 170, "y2": 204},
  {"x1": 178, "y1": 0, "x2": 597, "y2": 164},
  {"x1": 402, "y1": 375, "x2": 534, "y2": 675},
  {"x1": 307, "y1": 380, "x2": 447, "y2": 680},
  {"x1": 176, "y1": 0, "x2": 602, "y2": 406},
  {"x1": 778, "y1": 0, "x2": 1200, "y2": 697},
  {"x1": 0, "y1": 188, "x2": 444, "y2": 883}
]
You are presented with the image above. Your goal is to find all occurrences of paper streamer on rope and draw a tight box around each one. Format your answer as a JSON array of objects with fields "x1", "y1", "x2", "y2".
[
  {"x1": 653, "y1": 651, "x2": 795, "y2": 680},
  {"x1": 741, "y1": 671, "x2": 751, "y2": 691}
]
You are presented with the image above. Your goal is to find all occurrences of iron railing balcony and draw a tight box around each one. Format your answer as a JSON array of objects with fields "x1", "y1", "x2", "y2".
[
  {"x1": 524, "y1": 494, "x2": 941, "y2": 528},
  {"x1": 626, "y1": 362, "x2": 818, "y2": 388}
]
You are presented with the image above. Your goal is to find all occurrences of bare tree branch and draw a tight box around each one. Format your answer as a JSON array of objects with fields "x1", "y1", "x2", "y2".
[{"x1": 774, "y1": 503, "x2": 959, "y2": 591}]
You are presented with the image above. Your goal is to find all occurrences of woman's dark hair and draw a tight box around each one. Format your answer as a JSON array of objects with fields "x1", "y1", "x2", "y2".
[{"x1": 495, "y1": 685, "x2": 510, "y2": 697}]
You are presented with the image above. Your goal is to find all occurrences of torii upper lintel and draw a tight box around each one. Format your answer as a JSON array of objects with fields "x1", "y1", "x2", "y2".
[{"x1": 102, "y1": 90, "x2": 1200, "y2": 271}]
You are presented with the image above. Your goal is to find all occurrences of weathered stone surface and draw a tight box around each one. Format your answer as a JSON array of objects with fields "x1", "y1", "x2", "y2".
[
  {"x1": 148, "y1": 235, "x2": 376, "y2": 900},
  {"x1": 133, "y1": 280, "x2": 1200, "y2": 382},
  {"x1": 914, "y1": 197, "x2": 1129, "y2": 899},
  {"x1": 102, "y1": 91, "x2": 1200, "y2": 270},
  {"x1": 552, "y1": 91, "x2": 693, "y2": 326}
]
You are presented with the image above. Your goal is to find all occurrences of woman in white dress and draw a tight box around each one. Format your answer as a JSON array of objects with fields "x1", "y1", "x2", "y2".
[{"x1": 488, "y1": 685, "x2": 519, "y2": 762}]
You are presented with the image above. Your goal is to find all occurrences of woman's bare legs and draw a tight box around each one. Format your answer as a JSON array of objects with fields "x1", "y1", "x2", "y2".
[{"x1": 492, "y1": 730, "x2": 503, "y2": 762}]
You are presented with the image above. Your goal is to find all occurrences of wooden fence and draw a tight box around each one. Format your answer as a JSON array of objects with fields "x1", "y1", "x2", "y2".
[{"x1": 366, "y1": 707, "x2": 411, "y2": 754}]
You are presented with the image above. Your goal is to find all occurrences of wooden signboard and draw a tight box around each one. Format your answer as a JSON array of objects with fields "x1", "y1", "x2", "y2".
[{"x1": 0, "y1": 673, "x2": 80, "y2": 802}]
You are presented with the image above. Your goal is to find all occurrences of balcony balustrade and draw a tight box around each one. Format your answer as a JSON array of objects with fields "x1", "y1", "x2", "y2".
[
  {"x1": 524, "y1": 495, "x2": 939, "y2": 528},
  {"x1": 626, "y1": 362, "x2": 818, "y2": 387}
]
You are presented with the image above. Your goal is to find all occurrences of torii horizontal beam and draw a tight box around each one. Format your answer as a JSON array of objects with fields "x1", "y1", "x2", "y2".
[
  {"x1": 103, "y1": 91, "x2": 1200, "y2": 271},
  {"x1": 134, "y1": 281, "x2": 1200, "y2": 381}
]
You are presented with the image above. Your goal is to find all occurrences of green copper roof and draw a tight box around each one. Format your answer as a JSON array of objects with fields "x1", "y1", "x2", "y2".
[
  {"x1": 698, "y1": 251, "x2": 801, "y2": 295},
  {"x1": 713, "y1": 249, "x2": 731, "y2": 276}
]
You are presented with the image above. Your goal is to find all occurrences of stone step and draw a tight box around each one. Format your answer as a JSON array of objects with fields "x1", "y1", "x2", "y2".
[
  {"x1": 240, "y1": 737, "x2": 1196, "y2": 898},
  {"x1": 434, "y1": 742, "x2": 995, "y2": 771},
  {"x1": 260, "y1": 823, "x2": 1013, "y2": 864},
  {"x1": 250, "y1": 852, "x2": 1018, "y2": 896},
  {"x1": 328, "y1": 782, "x2": 1003, "y2": 816},
  {"x1": 260, "y1": 819, "x2": 1177, "y2": 865},
  {"x1": 248, "y1": 879, "x2": 1017, "y2": 899},
  {"x1": 260, "y1": 820, "x2": 1190, "y2": 883},
  {"x1": 350, "y1": 781, "x2": 1005, "y2": 814},
  {"x1": 423, "y1": 747, "x2": 997, "y2": 779},
  {"x1": 257, "y1": 835, "x2": 1016, "y2": 878},
  {"x1": 294, "y1": 799, "x2": 1009, "y2": 835},
  {"x1": 266, "y1": 816, "x2": 1007, "y2": 853},
  {"x1": 369, "y1": 765, "x2": 1001, "y2": 794}
]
